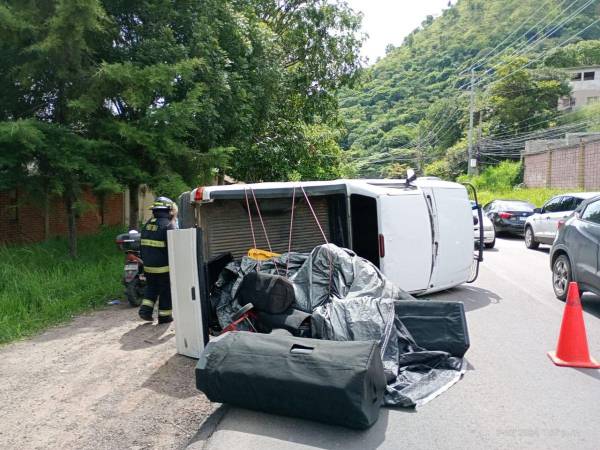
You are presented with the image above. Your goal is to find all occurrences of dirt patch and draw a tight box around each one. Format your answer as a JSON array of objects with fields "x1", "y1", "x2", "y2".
[{"x1": 0, "y1": 305, "x2": 214, "y2": 449}]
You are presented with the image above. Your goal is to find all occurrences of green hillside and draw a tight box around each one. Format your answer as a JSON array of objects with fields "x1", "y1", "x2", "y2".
[{"x1": 340, "y1": 0, "x2": 600, "y2": 178}]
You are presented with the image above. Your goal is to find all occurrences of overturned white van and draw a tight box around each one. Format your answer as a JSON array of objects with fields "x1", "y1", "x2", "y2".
[
  {"x1": 169, "y1": 178, "x2": 480, "y2": 357},
  {"x1": 182, "y1": 178, "x2": 477, "y2": 294}
]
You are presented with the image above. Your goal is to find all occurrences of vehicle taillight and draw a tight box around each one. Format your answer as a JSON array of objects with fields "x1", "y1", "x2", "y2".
[
  {"x1": 378, "y1": 234, "x2": 385, "y2": 258},
  {"x1": 498, "y1": 212, "x2": 512, "y2": 219},
  {"x1": 194, "y1": 186, "x2": 204, "y2": 202},
  {"x1": 557, "y1": 219, "x2": 566, "y2": 230}
]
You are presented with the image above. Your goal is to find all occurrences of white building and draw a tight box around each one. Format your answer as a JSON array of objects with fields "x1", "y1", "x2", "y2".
[{"x1": 559, "y1": 66, "x2": 600, "y2": 111}]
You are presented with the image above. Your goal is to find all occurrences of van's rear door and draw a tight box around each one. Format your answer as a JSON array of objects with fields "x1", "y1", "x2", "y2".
[{"x1": 378, "y1": 192, "x2": 433, "y2": 293}]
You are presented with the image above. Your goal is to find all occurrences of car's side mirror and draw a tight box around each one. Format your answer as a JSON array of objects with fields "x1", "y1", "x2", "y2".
[{"x1": 533, "y1": 208, "x2": 542, "y2": 214}]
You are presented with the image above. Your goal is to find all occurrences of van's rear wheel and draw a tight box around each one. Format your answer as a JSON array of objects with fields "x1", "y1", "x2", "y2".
[{"x1": 525, "y1": 226, "x2": 539, "y2": 249}]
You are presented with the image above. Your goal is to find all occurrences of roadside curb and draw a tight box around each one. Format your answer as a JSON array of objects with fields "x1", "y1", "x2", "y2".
[{"x1": 186, "y1": 404, "x2": 230, "y2": 450}]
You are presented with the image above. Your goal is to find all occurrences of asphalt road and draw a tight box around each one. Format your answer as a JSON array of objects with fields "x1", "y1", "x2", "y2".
[{"x1": 192, "y1": 237, "x2": 600, "y2": 450}]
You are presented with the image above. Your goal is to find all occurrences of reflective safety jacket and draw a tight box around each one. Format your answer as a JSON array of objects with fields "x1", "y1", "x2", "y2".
[{"x1": 141, "y1": 216, "x2": 174, "y2": 273}]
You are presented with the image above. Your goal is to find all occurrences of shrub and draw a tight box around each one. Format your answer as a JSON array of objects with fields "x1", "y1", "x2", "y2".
[{"x1": 458, "y1": 161, "x2": 522, "y2": 191}]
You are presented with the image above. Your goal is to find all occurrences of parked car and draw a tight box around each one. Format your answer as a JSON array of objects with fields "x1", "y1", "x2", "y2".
[
  {"x1": 550, "y1": 195, "x2": 600, "y2": 300},
  {"x1": 471, "y1": 201, "x2": 495, "y2": 248},
  {"x1": 524, "y1": 192, "x2": 600, "y2": 249},
  {"x1": 483, "y1": 200, "x2": 535, "y2": 236}
]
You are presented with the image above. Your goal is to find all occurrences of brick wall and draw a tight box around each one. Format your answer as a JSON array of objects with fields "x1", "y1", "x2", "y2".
[
  {"x1": 549, "y1": 147, "x2": 578, "y2": 189},
  {"x1": 523, "y1": 152, "x2": 548, "y2": 187},
  {"x1": 0, "y1": 187, "x2": 124, "y2": 244},
  {"x1": 524, "y1": 140, "x2": 600, "y2": 190},
  {"x1": 584, "y1": 141, "x2": 600, "y2": 189}
]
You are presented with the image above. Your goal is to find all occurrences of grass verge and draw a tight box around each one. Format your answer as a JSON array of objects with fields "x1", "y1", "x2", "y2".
[
  {"x1": 476, "y1": 188, "x2": 579, "y2": 207},
  {"x1": 0, "y1": 227, "x2": 123, "y2": 344}
]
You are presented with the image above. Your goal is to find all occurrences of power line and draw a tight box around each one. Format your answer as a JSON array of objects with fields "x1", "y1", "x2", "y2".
[
  {"x1": 458, "y1": 0, "x2": 570, "y2": 76},
  {"x1": 468, "y1": 0, "x2": 596, "y2": 90},
  {"x1": 475, "y1": 17, "x2": 600, "y2": 92}
]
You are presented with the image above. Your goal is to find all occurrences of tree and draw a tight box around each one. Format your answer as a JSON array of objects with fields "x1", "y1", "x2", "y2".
[
  {"x1": 486, "y1": 56, "x2": 570, "y2": 135},
  {"x1": 1, "y1": 0, "x2": 365, "y2": 254},
  {"x1": 0, "y1": 0, "x2": 116, "y2": 257},
  {"x1": 545, "y1": 40, "x2": 600, "y2": 68}
]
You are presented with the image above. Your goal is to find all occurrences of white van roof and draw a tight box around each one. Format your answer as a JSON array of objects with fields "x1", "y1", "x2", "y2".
[{"x1": 195, "y1": 178, "x2": 465, "y2": 201}]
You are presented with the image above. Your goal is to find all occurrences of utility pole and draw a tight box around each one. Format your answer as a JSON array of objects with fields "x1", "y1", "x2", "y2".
[
  {"x1": 416, "y1": 131, "x2": 423, "y2": 174},
  {"x1": 467, "y1": 68, "x2": 476, "y2": 176},
  {"x1": 475, "y1": 110, "x2": 483, "y2": 176}
]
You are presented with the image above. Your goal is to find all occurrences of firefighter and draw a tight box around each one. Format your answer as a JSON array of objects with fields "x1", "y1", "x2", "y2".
[{"x1": 138, "y1": 197, "x2": 176, "y2": 324}]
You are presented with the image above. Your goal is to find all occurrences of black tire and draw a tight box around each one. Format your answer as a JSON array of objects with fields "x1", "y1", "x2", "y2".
[
  {"x1": 524, "y1": 226, "x2": 539, "y2": 249},
  {"x1": 125, "y1": 279, "x2": 143, "y2": 307},
  {"x1": 484, "y1": 238, "x2": 496, "y2": 249},
  {"x1": 552, "y1": 254, "x2": 572, "y2": 301}
]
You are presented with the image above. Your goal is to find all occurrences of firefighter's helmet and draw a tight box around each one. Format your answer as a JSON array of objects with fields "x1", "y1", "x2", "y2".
[{"x1": 151, "y1": 196, "x2": 174, "y2": 211}]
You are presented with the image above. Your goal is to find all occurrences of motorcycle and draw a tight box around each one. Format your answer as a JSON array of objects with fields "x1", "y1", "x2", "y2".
[{"x1": 115, "y1": 230, "x2": 146, "y2": 307}]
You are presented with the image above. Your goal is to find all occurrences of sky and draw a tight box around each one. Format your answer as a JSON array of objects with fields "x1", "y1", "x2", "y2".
[{"x1": 345, "y1": 0, "x2": 451, "y2": 64}]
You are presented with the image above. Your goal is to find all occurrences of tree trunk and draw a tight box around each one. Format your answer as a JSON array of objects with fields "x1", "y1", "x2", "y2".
[
  {"x1": 65, "y1": 194, "x2": 78, "y2": 259},
  {"x1": 128, "y1": 183, "x2": 140, "y2": 230},
  {"x1": 43, "y1": 191, "x2": 50, "y2": 240},
  {"x1": 98, "y1": 192, "x2": 106, "y2": 225}
]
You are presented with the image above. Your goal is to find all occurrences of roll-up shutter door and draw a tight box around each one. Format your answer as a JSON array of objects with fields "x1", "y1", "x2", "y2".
[{"x1": 201, "y1": 197, "x2": 331, "y2": 259}]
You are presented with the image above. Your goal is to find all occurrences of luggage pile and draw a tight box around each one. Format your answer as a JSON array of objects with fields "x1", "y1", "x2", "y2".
[{"x1": 196, "y1": 244, "x2": 470, "y2": 429}]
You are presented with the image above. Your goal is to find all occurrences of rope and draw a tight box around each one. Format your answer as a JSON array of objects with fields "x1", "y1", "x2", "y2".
[
  {"x1": 286, "y1": 186, "x2": 297, "y2": 277},
  {"x1": 299, "y1": 185, "x2": 333, "y2": 296},
  {"x1": 250, "y1": 187, "x2": 274, "y2": 253},
  {"x1": 244, "y1": 187, "x2": 257, "y2": 250},
  {"x1": 300, "y1": 186, "x2": 329, "y2": 244},
  {"x1": 248, "y1": 185, "x2": 281, "y2": 275}
]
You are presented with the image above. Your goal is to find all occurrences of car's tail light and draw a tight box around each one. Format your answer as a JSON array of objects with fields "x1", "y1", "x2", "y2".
[
  {"x1": 557, "y1": 219, "x2": 566, "y2": 230},
  {"x1": 378, "y1": 234, "x2": 385, "y2": 258},
  {"x1": 498, "y1": 212, "x2": 512, "y2": 219}
]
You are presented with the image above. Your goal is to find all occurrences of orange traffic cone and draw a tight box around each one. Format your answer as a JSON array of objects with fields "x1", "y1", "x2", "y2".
[{"x1": 548, "y1": 282, "x2": 600, "y2": 368}]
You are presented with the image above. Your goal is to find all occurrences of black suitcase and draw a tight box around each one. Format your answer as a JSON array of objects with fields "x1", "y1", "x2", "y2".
[
  {"x1": 394, "y1": 300, "x2": 470, "y2": 357},
  {"x1": 196, "y1": 332, "x2": 386, "y2": 429}
]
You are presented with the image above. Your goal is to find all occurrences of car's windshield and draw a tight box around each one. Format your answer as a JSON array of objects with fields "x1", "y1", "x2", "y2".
[{"x1": 497, "y1": 201, "x2": 534, "y2": 211}]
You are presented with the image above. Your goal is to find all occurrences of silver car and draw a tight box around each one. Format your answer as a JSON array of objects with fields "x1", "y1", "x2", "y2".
[
  {"x1": 473, "y1": 209, "x2": 496, "y2": 248},
  {"x1": 471, "y1": 201, "x2": 495, "y2": 248},
  {"x1": 524, "y1": 192, "x2": 600, "y2": 249}
]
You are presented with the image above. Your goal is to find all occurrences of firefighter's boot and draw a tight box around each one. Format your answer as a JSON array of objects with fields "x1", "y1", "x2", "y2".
[{"x1": 139, "y1": 299, "x2": 155, "y2": 321}]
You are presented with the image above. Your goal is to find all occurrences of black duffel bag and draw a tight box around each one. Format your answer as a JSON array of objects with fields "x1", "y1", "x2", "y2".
[
  {"x1": 237, "y1": 271, "x2": 295, "y2": 314},
  {"x1": 196, "y1": 332, "x2": 386, "y2": 429}
]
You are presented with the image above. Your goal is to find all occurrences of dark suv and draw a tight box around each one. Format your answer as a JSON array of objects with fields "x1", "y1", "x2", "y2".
[{"x1": 550, "y1": 195, "x2": 600, "y2": 300}]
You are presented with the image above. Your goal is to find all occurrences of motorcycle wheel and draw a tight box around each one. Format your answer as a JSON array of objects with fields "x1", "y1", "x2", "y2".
[{"x1": 125, "y1": 279, "x2": 143, "y2": 307}]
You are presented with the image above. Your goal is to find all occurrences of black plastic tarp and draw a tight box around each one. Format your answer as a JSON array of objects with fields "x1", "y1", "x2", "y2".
[{"x1": 209, "y1": 243, "x2": 467, "y2": 408}]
